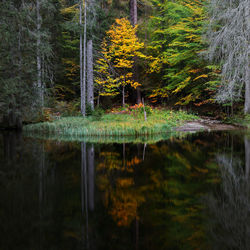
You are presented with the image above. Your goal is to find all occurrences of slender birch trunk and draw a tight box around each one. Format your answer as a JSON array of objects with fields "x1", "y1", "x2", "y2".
[
  {"x1": 36, "y1": 0, "x2": 43, "y2": 106},
  {"x1": 87, "y1": 40, "x2": 94, "y2": 110}
]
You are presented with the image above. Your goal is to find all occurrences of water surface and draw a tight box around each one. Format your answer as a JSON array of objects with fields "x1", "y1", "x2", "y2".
[{"x1": 0, "y1": 130, "x2": 249, "y2": 250}]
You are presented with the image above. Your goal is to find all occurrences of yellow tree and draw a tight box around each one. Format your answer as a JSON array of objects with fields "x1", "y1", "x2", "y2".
[{"x1": 96, "y1": 18, "x2": 145, "y2": 107}]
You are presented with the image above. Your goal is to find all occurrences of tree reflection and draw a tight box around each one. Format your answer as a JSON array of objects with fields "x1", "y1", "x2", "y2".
[
  {"x1": 206, "y1": 135, "x2": 250, "y2": 250},
  {"x1": 2, "y1": 131, "x2": 250, "y2": 250},
  {"x1": 96, "y1": 144, "x2": 145, "y2": 227}
]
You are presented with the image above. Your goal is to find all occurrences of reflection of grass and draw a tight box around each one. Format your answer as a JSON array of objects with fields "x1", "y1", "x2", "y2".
[
  {"x1": 23, "y1": 131, "x2": 190, "y2": 144},
  {"x1": 24, "y1": 110, "x2": 198, "y2": 137}
]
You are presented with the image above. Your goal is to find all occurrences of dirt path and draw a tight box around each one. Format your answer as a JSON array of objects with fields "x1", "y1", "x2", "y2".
[{"x1": 176, "y1": 117, "x2": 241, "y2": 132}]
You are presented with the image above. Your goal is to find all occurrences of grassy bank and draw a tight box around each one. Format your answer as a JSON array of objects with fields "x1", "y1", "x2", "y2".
[{"x1": 24, "y1": 109, "x2": 198, "y2": 137}]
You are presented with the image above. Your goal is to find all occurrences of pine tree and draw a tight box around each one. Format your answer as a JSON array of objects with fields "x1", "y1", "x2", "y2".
[{"x1": 0, "y1": 0, "x2": 54, "y2": 126}]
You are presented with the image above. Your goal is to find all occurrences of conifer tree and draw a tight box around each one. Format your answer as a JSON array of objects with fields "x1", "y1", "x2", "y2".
[{"x1": 0, "y1": 0, "x2": 55, "y2": 125}]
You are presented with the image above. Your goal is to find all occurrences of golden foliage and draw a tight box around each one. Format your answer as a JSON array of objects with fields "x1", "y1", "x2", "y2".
[{"x1": 96, "y1": 18, "x2": 145, "y2": 97}]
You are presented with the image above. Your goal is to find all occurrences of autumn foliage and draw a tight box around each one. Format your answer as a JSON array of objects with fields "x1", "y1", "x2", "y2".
[{"x1": 96, "y1": 18, "x2": 145, "y2": 105}]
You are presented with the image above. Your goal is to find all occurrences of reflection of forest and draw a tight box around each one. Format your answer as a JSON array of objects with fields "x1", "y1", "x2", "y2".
[
  {"x1": 206, "y1": 136, "x2": 250, "y2": 250},
  {"x1": 0, "y1": 131, "x2": 249, "y2": 249},
  {"x1": 97, "y1": 138, "x2": 220, "y2": 249}
]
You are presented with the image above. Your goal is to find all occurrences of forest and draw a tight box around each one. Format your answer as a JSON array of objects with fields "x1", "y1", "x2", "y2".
[
  {"x1": 1, "y1": 1, "x2": 250, "y2": 248},
  {"x1": 0, "y1": 0, "x2": 249, "y2": 132}
]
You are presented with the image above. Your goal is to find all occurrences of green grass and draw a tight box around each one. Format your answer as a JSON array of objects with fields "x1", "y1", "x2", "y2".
[{"x1": 24, "y1": 109, "x2": 198, "y2": 138}]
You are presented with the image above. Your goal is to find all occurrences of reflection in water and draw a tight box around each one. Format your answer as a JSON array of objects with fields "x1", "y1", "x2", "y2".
[
  {"x1": 206, "y1": 135, "x2": 250, "y2": 250},
  {"x1": 0, "y1": 131, "x2": 249, "y2": 249}
]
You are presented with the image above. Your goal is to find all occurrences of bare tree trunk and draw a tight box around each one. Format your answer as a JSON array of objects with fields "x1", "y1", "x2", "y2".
[
  {"x1": 83, "y1": 0, "x2": 87, "y2": 116},
  {"x1": 80, "y1": 0, "x2": 84, "y2": 115},
  {"x1": 130, "y1": 0, "x2": 137, "y2": 26},
  {"x1": 129, "y1": 0, "x2": 141, "y2": 104},
  {"x1": 87, "y1": 40, "x2": 94, "y2": 110},
  {"x1": 97, "y1": 91, "x2": 100, "y2": 107},
  {"x1": 244, "y1": 4, "x2": 250, "y2": 114},
  {"x1": 122, "y1": 85, "x2": 125, "y2": 107},
  {"x1": 80, "y1": 0, "x2": 86, "y2": 116},
  {"x1": 36, "y1": 0, "x2": 43, "y2": 106},
  {"x1": 244, "y1": 59, "x2": 250, "y2": 114}
]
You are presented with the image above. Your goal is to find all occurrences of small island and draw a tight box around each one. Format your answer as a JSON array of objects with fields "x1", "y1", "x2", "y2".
[{"x1": 24, "y1": 106, "x2": 198, "y2": 137}]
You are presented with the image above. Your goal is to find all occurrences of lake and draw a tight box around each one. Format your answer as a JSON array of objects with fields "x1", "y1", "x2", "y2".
[{"x1": 0, "y1": 130, "x2": 249, "y2": 250}]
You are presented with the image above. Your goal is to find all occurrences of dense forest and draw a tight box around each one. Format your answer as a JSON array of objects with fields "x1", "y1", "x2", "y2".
[{"x1": 0, "y1": 0, "x2": 249, "y2": 128}]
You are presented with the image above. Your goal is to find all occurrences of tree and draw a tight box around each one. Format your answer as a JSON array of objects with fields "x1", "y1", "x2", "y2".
[
  {"x1": 96, "y1": 18, "x2": 145, "y2": 107},
  {"x1": 37, "y1": 0, "x2": 43, "y2": 106},
  {"x1": 79, "y1": 0, "x2": 84, "y2": 115},
  {"x1": 86, "y1": 0, "x2": 96, "y2": 111},
  {"x1": 147, "y1": 0, "x2": 215, "y2": 106},
  {"x1": 206, "y1": 0, "x2": 250, "y2": 113},
  {"x1": 0, "y1": 0, "x2": 55, "y2": 126},
  {"x1": 129, "y1": 0, "x2": 142, "y2": 104},
  {"x1": 79, "y1": 0, "x2": 87, "y2": 116},
  {"x1": 87, "y1": 40, "x2": 94, "y2": 110}
]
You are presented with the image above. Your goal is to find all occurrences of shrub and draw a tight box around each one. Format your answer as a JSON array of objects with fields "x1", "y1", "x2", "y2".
[{"x1": 91, "y1": 107, "x2": 105, "y2": 121}]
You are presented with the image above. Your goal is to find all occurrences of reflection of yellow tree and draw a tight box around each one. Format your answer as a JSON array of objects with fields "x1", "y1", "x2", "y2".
[
  {"x1": 97, "y1": 151, "x2": 144, "y2": 227},
  {"x1": 110, "y1": 178, "x2": 145, "y2": 227}
]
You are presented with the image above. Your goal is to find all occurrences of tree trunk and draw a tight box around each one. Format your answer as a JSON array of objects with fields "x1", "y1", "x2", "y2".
[
  {"x1": 80, "y1": 0, "x2": 86, "y2": 116},
  {"x1": 244, "y1": 59, "x2": 250, "y2": 114},
  {"x1": 243, "y1": 3, "x2": 250, "y2": 114},
  {"x1": 87, "y1": 40, "x2": 94, "y2": 110},
  {"x1": 122, "y1": 85, "x2": 125, "y2": 107},
  {"x1": 83, "y1": 0, "x2": 87, "y2": 116},
  {"x1": 36, "y1": 0, "x2": 43, "y2": 106},
  {"x1": 130, "y1": 0, "x2": 137, "y2": 26},
  {"x1": 80, "y1": 0, "x2": 83, "y2": 115},
  {"x1": 129, "y1": 0, "x2": 141, "y2": 104}
]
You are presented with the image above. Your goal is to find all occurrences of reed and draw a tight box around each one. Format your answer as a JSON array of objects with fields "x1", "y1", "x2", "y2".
[{"x1": 24, "y1": 110, "x2": 198, "y2": 137}]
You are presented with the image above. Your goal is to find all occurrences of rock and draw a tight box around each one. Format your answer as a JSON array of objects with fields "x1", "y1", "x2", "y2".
[{"x1": 176, "y1": 118, "x2": 239, "y2": 132}]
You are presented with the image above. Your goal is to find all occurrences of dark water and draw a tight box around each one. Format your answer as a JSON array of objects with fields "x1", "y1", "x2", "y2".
[{"x1": 0, "y1": 130, "x2": 250, "y2": 250}]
